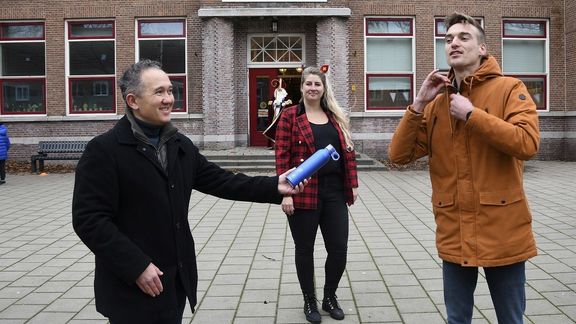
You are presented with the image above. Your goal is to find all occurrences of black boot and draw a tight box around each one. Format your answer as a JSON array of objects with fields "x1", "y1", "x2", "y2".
[
  {"x1": 303, "y1": 292, "x2": 321, "y2": 323},
  {"x1": 322, "y1": 293, "x2": 344, "y2": 320}
]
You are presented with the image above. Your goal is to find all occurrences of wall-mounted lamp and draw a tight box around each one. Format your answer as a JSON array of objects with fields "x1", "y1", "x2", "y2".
[{"x1": 271, "y1": 21, "x2": 278, "y2": 32}]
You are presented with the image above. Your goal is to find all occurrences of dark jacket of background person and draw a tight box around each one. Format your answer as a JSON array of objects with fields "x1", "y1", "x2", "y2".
[
  {"x1": 275, "y1": 103, "x2": 358, "y2": 209},
  {"x1": 72, "y1": 116, "x2": 282, "y2": 319},
  {"x1": 388, "y1": 55, "x2": 540, "y2": 267},
  {"x1": 0, "y1": 123, "x2": 10, "y2": 160}
]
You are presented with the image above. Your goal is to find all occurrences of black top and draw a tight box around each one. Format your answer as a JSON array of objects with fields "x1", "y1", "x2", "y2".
[{"x1": 310, "y1": 121, "x2": 343, "y2": 177}]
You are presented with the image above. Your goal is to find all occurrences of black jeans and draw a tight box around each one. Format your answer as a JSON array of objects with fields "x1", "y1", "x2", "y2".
[{"x1": 287, "y1": 175, "x2": 349, "y2": 295}]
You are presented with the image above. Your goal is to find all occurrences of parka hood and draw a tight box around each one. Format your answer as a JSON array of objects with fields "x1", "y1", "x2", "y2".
[{"x1": 447, "y1": 55, "x2": 503, "y2": 91}]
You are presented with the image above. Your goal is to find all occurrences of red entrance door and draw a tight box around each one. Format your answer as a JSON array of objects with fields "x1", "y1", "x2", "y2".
[
  {"x1": 249, "y1": 68, "x2": 277, "y2": 146},
  {"x1": 249, "y1": 68, "x2": 302, "y2": 146}
]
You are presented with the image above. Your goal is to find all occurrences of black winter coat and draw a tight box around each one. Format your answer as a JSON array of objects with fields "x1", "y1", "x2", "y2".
[{"x1": 72, "y1": 117, "x2": 281, "y2": 319}]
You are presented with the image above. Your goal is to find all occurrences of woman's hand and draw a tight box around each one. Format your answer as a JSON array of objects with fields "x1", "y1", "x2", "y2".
[
  {"x1": 282, "y1": 196, "x2": 295, "y2": 216},
  {"x1": 349, "y1": 187, "x2": 358, "y2": 206}
]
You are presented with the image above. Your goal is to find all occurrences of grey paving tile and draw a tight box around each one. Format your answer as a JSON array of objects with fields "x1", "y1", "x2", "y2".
[
  {"x1": 26, "y1": 311, "x2": 75, "y2": 324},
  {"x1": 0, "y1": 162, "x2": 574, "y2": 323}
]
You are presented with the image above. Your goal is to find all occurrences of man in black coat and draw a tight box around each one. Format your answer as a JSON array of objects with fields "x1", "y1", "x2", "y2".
[{"x1": 72, "y1": 60, "x2": 306, "y2": 324}]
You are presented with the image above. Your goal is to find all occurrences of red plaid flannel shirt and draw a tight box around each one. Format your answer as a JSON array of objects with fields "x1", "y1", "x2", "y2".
[{"x1": 275, "y1": 104, "x2": 358, "y2": 209}]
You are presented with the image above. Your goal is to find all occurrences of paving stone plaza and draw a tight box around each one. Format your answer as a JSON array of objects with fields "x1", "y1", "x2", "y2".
[{"x1": 0, "y1": 161, "x2": 574, "y2": 323}]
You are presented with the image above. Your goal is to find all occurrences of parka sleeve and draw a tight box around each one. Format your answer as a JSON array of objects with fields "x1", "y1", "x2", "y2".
[
  {"x1": 465, "y1": 80, "x2": 539, "y2": 160},
  {"x1": 388, "y1": 106, "x2": 430, "y2": 164}
]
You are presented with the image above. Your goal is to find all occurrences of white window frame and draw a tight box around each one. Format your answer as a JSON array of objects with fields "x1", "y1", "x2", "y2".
[
  {"x1": 364, "y1": 16, "x2": 415, "y2": 112},
  {"x1": 0, "y1": 20, "x2": 46, "y2": 116},
  {"x1": 247, "y1": 34, "x2": 306, "y2": 68},
  {"x1": 135, "y1": 18, "x2": 188, "y2": 113},
  {"x1": 502, "y1": 18, "x2": 549, "y2": 111},
  {"x1": 65, "y1": 19, "x2": 116, "y2": 115}
]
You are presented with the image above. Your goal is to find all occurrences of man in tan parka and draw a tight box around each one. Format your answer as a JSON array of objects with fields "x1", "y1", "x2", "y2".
[{"x1": 388, "y1": 12, "x2": 539, "y2": 324}]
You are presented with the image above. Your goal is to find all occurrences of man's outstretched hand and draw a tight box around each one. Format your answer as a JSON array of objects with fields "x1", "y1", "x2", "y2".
[{"x1": 278, "y1": 168, "x2": 308, "y2": 195}]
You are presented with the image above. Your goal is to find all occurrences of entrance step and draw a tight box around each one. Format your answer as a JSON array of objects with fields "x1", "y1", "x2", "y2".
[{"x1": 201, "y1": 147, "x2": 387, "y2": 173}]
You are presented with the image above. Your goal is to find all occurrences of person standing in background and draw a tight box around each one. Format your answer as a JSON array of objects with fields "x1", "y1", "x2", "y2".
[{"x1": 275, "y1": 66, "x2": 358, "y2": 323}]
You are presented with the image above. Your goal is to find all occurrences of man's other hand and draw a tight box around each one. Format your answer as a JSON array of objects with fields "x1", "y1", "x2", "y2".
[{"x1": 136, "y1": 263, "x2": 164, "y2": 297}]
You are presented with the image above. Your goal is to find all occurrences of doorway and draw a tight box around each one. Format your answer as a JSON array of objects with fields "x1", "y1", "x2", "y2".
[{"x1": 248, "y1": 68, "x2": 302, "y2": 146}]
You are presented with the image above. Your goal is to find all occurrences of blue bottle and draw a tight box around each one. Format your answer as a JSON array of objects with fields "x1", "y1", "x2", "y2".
[{"x1": 286, "y1": 144, "x2": 340, "y2": 187}]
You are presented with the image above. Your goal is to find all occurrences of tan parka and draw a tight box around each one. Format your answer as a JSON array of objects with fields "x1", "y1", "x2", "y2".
[{"x1": 389, "y1": 55, "x2": 540, "y2": 267}]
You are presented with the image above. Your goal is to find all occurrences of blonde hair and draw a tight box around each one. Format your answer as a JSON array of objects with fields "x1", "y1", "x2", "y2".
[{"x1": 300, "y1": 67, "x2": 354, "y2": 149}]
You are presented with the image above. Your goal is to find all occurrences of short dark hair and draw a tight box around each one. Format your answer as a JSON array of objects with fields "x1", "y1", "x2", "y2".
[
  {"x1": 445, "y1": 12, "x2": 485, "y2": 44},
  {"x1": 118, "y1": 59, "x2": 162, "y2": 103}
]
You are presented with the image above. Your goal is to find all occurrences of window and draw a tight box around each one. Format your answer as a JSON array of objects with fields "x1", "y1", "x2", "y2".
[
  {"x1": 365, "y1": 18, "x2": 414, "y2": 110},
  {"x1": 435, "y1": 17, "x2": 484, "y2": 72},
  {"x1": 137, "y1": 19, "x2": 187, "y2": 112},
  {"x1": 0, "y1": 21, "x2": 46, "y2": 115},
  {"x1": 249, "y1": 35, "x2": 304, "y2": 64},
  {"x1": 67, "y1": 20, "x2": 115, "y2": 114},
  {"x1": 502, "y1": 19, "x2": 548, "y2": 110}
]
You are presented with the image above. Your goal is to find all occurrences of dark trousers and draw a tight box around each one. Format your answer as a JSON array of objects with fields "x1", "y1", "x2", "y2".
[
  {"x1": 109, "y1": 276, "x2": 187, "y2": 324},
  {"x1": 443, "y1": 260, "x2": 526, "y2": 324},
  {"x1": 287, "y1": 176, "x2": 349, "y2": 296},
  {"x1": 0, "y1": 159, "x2": 5, "y2": 180}
]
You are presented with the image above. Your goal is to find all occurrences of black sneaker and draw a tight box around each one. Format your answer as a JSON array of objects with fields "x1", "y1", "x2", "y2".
[{"x1": 322, "y1": 294, "x2": 344, "y2": 320}]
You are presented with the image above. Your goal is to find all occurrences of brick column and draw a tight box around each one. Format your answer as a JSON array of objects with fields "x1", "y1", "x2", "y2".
[
  {"x1": 316, "y1": 17, "x2": 350, "y2": 113},
  {"x1": 201, "y1": 17, "x2": 235, "y2": 149}
]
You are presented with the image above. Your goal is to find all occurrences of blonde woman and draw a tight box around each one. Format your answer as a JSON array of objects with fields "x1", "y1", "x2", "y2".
[{"x1": 275, "y1": 66, "x2": 358, "y2": 323}]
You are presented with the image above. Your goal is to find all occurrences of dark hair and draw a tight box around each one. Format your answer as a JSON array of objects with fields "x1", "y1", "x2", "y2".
[
  {"x1": 445, "y1": 12, "x2": 486, "y2": 44},
  {"x1": 118, "y1": 59, "x2": 162, "y2": 103}
]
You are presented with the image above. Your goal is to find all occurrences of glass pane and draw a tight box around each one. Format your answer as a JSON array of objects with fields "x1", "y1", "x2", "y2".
[
  {"x1": 69, "y1": 41, "x2": 114, "y2": 75},
  {"x1": 367, "y1": 38, "x2": 412, "y2": 72},
  {"x1": 436, "y1": 19, "x2": 447, "y2": 35},
  {"x1": 367, "y1": 20, "x2": 411, "y2": 35},
  {"x1": 70, "y1": 79, "x2": 115, "y2": 113},
  {"x1": 435, "y1": 39, "x2": 450, "y2": 71},
  {"x1": 368, "y1": 76, "x2": 412, "y2": 109},
  {"x1": 2, "y1": 79, "x2": 45, "y2": 114},
  {"x1": 502, "y1": 39, "x2": 545, "y2": 73},
  {"x1": 170, "y1": 78, "x2": 185, "y2": 112},
  {"x1": 139, "y1": 40, "x2": 185, "y2": 74},
  {"x1": 256, "y1": 76, "x2": 270, "y2": 132},
  {"x1": 504, "y1": 22, "x2": 545, "y2": 37},
  {"x1": 1, "y1": 23, "x2": 44, "y2": 39},
  {"x1": 70, "y1": 22, "x2": 113, "y2": 38},
  {"x1": 140, "y1": 21, "x2": 184, "y2": 37},
  {"x1": 1, "y1": 43, "x2": 45, "y2": 76},
  {"x1": 517, "y1": 76, "x2": 546, "y2": 109}
]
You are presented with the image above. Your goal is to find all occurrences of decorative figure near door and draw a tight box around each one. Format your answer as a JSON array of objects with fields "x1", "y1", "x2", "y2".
[{"x1": 263, "y1": 78, "x2": 292, "y2": 143}]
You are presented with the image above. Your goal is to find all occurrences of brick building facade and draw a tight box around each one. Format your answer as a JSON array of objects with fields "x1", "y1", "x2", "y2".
[{"x1": 1, "y1": 0, "x2": 574, "y2": 161}]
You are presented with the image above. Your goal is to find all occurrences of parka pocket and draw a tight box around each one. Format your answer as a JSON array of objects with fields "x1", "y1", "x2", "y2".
[
  {"x1": 432, "y1": 192, "x2": 455, "y2": 208},
  {"x1": 479, "y1": 188, "x2": 523, "y2": 206}
]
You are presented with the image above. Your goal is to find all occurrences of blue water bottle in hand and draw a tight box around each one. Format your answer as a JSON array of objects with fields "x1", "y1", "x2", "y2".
[{"x1": 286, "y1": 144, "x2": 340, "y2": 187}]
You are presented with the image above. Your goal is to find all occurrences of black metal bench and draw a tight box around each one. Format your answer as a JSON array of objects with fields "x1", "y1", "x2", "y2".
[{"x1": 31, "y1": 141, "x2": 88, "y2": 173}]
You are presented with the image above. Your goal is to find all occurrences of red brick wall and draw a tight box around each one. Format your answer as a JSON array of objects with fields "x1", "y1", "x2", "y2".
[{"x1": 1, "y1": 0, "x2": 572, "y2": 162}]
